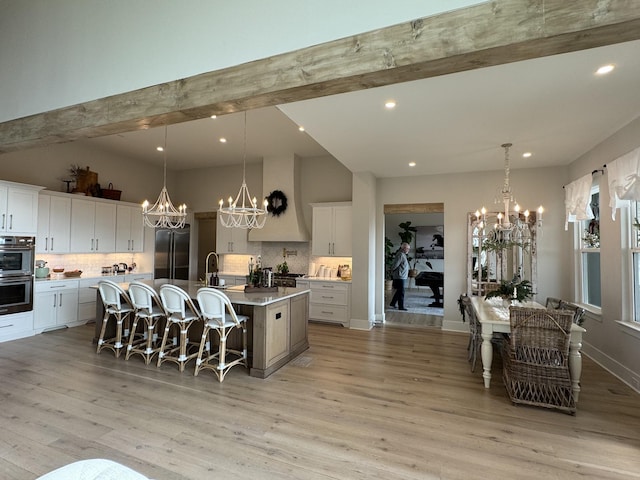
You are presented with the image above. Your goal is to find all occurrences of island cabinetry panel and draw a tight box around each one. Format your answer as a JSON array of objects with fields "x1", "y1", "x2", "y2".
[
  {"x1": 216, "y1": 216, "x2": 249, "y2": 253},
  {"x1": 252, "y1": 300, "x2": 290, "y2": 373},
  {"x1": 0, "y1": 181, "x2": 41, "y2": 236},
  {"x1": 70, "y1": 199, "x2": 116, "y2": 253},
  {"x1": 34, "y1": 280, "x2": 79, "y2": 332},
  {"x1": 311, "y1": 203, "x2": 352, "y2": 257},
  {"x1": 290, "y1": 291, "x2": 309, "y2": 354},
  {"x1": 37, "y1": 193, "x2": 71, "y2": 253},
  {"x1": 115, "y1": 204, "x2": 144, "y2": 253},
  {"x1": 309, "y1": 281, "x2": 350, "y2": 327}
]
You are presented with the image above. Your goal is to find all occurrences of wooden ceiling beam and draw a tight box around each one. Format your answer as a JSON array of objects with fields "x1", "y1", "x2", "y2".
[{"x1": 1, "y1": 0, "x2": 640, "y2": 153}]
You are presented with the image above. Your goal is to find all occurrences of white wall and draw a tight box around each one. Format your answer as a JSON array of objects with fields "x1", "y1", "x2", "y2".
[
  {"x1": 0, "y1": 0, "x2": 484, "y2": 122},
  {"x1": 567, "y1": 116, "x2": 640, "y2": 388},
  {"x1": 0, "y1": 142, "x2": 165, "y2": 203},
  {"x1": 376, "y1": 165, "x2": 570, "y2": 330}
]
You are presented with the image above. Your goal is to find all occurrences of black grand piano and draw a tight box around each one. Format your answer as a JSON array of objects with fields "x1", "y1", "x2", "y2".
[{"x1": 414, "y1": 271, "x2": 444, "y2": 307}]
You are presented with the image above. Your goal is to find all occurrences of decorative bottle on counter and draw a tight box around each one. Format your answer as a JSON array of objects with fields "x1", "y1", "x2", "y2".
[{"x1": 210, "y1": 272, "x2": 219, "y2": 286}]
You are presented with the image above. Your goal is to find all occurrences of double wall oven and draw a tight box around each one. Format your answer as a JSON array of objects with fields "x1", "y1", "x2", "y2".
[{"x1": 0, "y1": 236, "x2": 35, "y2": 315}]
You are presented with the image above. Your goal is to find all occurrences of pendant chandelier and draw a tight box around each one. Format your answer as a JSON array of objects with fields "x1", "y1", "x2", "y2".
[
  {"x1": 475, "y1": 143, "x2": 543, "y2": 241},
  {"x1": 141, "y1": 126, "x2": 187, "y2": 229},
  {"x1": 218, "y1": 111, "x2": 267, "y2": 229}
]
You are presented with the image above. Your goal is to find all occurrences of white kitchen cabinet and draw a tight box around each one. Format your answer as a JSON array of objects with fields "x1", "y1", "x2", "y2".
[
  {"x1": 0, "y1": 181, "x2": 42, "y2": 235},
  {"x1": 218, "y1": 274, "x2": 247, "y2": 286},
  {"x1": 34, "y1": 280, "x2": 79, "y2": 332},
  {"x1": 70, "y1": 198, "x2": 116, "y2": 252},
  {"x1": 216, "y1": 216, "x2": 250, "y2": 253},
  {"x1": 305, "y1": 280, "x2": 350, "y2": 327},
  {"x1": 0, "y1": 311, "x2": 34, "y2": 343},
  {"x1": 311, "y1": 203, "x2": 352, "y2": 257},
  {"x1": 37, "y1": 193, "x2": 71, "y2": 253},
  {"x1": 115, "y1": 204, "x2": 144, "y2": 252}
]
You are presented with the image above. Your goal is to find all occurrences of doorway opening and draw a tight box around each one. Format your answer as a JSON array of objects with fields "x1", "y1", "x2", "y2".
[{"x1": 384, "y1": 203, "x2": 444, "y2": 328}]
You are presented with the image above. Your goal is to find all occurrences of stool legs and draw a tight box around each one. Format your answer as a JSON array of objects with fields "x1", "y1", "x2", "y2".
[
  {"x1": 157, "y1": 320, "x2": 198, "y2": 372},
  {"x1": 194, "y1": 322, "x2": 248, "y2": 382},
  {"x1": 97, "y1": 309, "x2": 131, "y2": 358},
  {"x1": 125, "y1": 315, "x2": 161, "y2": 365}
]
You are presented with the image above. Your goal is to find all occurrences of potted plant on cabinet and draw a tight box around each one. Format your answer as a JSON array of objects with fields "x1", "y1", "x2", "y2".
[{"x1": 385, "y1": 237, "x2": 395, "y2": 291}]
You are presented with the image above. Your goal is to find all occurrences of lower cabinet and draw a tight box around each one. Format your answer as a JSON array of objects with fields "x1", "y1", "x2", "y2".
[
  {"x1": 0, "y1": 311, "x2": 34, "y2": 342},
  {"x1": 78, "y1": 273, "x2": 153, "y2": 323},
  {"x1": 218, "y1": 274, "x2": 247, "y2": 286},
  {"x1": 307, "y1": 280, "x2": 351, "y2": 327},
  {"x1": 34, "y1": 280, "x2": 79, "y2": 332}
]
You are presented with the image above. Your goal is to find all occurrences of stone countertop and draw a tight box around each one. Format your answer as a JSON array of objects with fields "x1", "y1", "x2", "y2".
[
  {"x1": 298, "y1": 276, "x2": 351, "y2": 284},
  {"x1": 35, "y1": 271, "x2": 153, "y2": 283},
  {"x1": 99, "y1": 278, "x2": 310, "y2": 307}
]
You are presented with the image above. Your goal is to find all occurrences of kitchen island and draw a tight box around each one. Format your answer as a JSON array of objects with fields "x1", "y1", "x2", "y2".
[{"x1": 94, "y1": 279, "x2": 310, "y2": 378}]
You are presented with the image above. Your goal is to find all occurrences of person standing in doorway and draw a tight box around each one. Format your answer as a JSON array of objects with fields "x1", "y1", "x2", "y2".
[{"x1": 389, "y1": 242, "x2": 410, "y2": 311}]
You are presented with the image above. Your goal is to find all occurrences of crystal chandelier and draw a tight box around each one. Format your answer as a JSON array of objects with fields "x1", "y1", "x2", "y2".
[
  {"x1": 475, "y1": 143, "x2": 543, "y2": 241},
  {"x1": 141, "y1": 126, "x2": 187, "y2": 229},
  {"x1": 218, "y1": 111, "x2": 267, "y2": 229}
]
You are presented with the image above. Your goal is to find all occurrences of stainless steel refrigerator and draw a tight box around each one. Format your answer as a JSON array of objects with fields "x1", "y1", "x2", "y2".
[{"x1": 154, "y1": 226, "x2": 190, "y2": 280}]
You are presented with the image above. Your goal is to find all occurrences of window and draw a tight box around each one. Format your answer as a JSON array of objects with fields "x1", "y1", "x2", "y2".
[{"x1": 578, "y1": 188, "x2": 601, "y2": 308}]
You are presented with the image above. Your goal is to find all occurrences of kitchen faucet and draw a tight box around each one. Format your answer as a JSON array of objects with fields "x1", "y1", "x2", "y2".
[{"x1": 205, "y1": 251, "x2": 219, "y2": 284}]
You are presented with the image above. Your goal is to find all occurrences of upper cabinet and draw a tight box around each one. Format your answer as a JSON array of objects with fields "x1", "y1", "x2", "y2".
[
  {"x1": 311, "y1": 203, "x2": 352, "y2": 257},
  {"x1": 216, "y1": 215, "x2": 250, "y2": 254},
  {"x1": 115, "y1": 204, "x2": 144, "y2": 253},
  {"x1": 0, "y1": 181, "x2": 43, "y2": 236},
  {"x1": 37, "y1": 193, "x2": 71, "y2": 254},
  {"x1": 70, "y1": 198, "x2": 116, "y2": 253}
]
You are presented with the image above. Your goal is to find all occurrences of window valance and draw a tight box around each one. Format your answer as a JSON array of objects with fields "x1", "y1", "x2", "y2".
[
  {"x1": 607, "y1": 146, "x2": 640, "y2": 220},
  {"x1": 564, "y1": 173, "x2": 594, "y2": 230}
]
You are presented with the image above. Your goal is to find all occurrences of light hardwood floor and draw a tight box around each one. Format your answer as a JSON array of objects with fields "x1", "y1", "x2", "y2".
[{"x1": 1, "y1": 322, "x2": 639, "y2": 480}]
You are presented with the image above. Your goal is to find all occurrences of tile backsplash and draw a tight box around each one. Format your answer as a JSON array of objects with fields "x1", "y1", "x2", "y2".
[
  {"x1": 36, "y1": 252, "x2": 149, "y2": 276},
  {"x1": 219, "y1": 242, "x2": 351, "y2": 276}
]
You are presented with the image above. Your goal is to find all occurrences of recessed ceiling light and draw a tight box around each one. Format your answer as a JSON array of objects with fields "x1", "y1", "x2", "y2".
[
  {"x1": 210, "y1": 114, "x2": 217, "y2": 119},
  {"x1": 522, "y1": 152, "x2": 532, "y2": 158},
  {"x1": 298, "y1": 126, "x2": 305, "y2": 132},
  {"x1": 385, "y1": 100, "x2": 397, "y2": 109},
  {"x1": 596, "y1": 64, "x2": 615, "y2": 75},
  {"x1": 409, "y1": 162, "x2": 416, "y2": 167},
  {"x1": 156, "y1": 146, "x2": 164, "y2": 152},
  {"x1": 219, "y1": 138, "x2": 227, "y2": 143}
]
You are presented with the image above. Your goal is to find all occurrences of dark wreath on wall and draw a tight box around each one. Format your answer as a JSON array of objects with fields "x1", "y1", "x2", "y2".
[{"x1": 266, "y1": 190, "x2": 288, "y2": 216}]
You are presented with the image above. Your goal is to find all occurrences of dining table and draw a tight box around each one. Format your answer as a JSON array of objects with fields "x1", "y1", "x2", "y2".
[{"x1": 470, "y1": 296, "x2": 587, "y2": 402}]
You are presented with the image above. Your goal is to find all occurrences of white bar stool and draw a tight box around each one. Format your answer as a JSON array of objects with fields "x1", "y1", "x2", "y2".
[
  {"x1": 158, "y1": 284, "x2": 202, "y2": 372},
  {"x1": 126, "y1": 281, "x2": 167, "y2": 364},
  {"x1": 195, "y1": 287, "x2": 249, "y2": 382},
  {"x1": 96, "y1": 280, "x2": 135, "y2": 358}
]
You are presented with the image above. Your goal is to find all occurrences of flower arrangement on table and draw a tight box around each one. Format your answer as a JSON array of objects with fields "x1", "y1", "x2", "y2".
[{"x1": 485, "y1": 277, "x2": 534, "y2": 303}]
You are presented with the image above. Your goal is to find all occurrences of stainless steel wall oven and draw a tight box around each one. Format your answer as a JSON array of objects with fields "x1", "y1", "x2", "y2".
[{"x1": 0, "y1": 236, "x2": 35, "y2": 315}]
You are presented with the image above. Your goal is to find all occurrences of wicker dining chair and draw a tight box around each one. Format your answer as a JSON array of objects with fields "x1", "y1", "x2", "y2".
[
  {"x1": 460, "y1": 295, "x2": 482, "y2": 372},
  {"x1": 558, "y1": 300, "x2": 586, "y2": 326},
  {"x1": 502, "y1": 307, "x2": 576, "y2": 414},
  {"x1": 545, "y1": 297, "x2": 563, "y2": 309}
]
